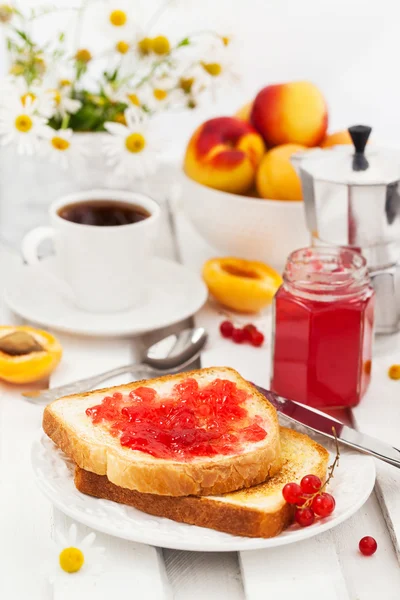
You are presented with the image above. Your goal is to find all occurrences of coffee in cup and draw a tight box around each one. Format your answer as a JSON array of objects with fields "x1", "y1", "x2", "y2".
[{"x1": 21, "y1": 189, "x2": 161, "y2": 313}]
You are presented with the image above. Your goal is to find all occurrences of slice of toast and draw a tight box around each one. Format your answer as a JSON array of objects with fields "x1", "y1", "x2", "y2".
[
  {"x1": 74, "y1": 428, "x2": 329, "y2": 538},
  {"x1": 43, "y1": 367, "x2": 282, "y2": 497}
]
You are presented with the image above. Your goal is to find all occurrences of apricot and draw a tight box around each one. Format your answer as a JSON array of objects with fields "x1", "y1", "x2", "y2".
[
  {"x1": 256, "y1": 143, "x2": 306, "y2": 201},
  {"x1": 235, "y1": 101, "x2": 253, "y2": 123},
  {"x1": 184, "y1": 117, "x2": 265, "y2": 194},
  {"x1": 251, "y1": 81, "x2": 328, "y2": 147},
  {"x1": 321, "y1": 130, "x2": 352, "y2": 148},
  {"x1": 202, "y1": 257, "x2": 282, "y2": 313},
  {"x1": 0, "y1": 326, "x2": 62, "y2": 384}
]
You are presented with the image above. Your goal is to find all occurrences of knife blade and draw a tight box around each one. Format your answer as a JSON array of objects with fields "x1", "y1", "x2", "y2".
[{"x1": 254, "y1": 384, "x2": 400, "y2": 469}]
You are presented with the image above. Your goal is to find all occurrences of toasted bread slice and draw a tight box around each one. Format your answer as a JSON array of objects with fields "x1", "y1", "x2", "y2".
[
  {"x1": 43, "y1": 367, "x2": 282, "y2": 497},
  {"x1": 74, "y1": 428, "x2": 329, "y2": 538}
]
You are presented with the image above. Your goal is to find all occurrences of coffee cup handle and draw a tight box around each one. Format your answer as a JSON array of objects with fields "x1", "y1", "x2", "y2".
[{"x1": 21, "y1": 227, "x2": 74, "y2": 301}]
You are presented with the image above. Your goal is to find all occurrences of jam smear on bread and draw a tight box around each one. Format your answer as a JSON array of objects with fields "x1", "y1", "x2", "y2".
[{"x1": 86, "y1": 378, "x2": 267, "y2": 460}]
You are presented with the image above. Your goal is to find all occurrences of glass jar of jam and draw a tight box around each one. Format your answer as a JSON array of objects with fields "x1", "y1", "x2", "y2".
[{"x1": 271, "y1": 247, "x2": 375, "y2": 410}]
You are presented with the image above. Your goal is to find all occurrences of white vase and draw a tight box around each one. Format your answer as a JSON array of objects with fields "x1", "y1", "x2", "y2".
[{"x1": 0, "y1": 132, "x2": 174, "y2": 249}]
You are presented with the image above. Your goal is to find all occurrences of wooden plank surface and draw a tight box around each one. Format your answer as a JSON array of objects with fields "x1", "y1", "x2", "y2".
[{"x1": 353, "y1": 333, "x2": 400, "y2": 562}]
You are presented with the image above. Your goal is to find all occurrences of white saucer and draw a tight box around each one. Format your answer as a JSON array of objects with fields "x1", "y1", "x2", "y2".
[{"x1": 4, "y1": 256, "x2": 208, "y2": 337}]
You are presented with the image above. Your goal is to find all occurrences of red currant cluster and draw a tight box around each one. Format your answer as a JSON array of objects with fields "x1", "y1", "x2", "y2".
[
  {"x1": 282, "y1": 474, "x2": 336, "y2": 527},
  {"x1": 219, "y1": 321, "x2": 264, "y2": 347}
]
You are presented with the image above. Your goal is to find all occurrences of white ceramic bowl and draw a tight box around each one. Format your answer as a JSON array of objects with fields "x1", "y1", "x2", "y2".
[{"x1": 182, "y1": 174, "x2": 310, "y2": 272}]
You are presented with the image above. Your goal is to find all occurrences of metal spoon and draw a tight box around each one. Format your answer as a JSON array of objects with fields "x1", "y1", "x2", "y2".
[{"x1": 22, "y1": 327, "x2": 207, "y2": 405}]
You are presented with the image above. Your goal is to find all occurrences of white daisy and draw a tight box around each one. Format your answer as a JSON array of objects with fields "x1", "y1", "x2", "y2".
[
  {"x1": 140, "y1": 75, "x2": 181, "y2": 113},
  {"x1": 198, "y1": 42, "x2": 238, "y2": 101},
  {"x1": 48, "y1": 524, "x2": 105, "y2": 583},
  {"x1": 104, "y1": 106, "x2": 161, "y2": 179},
  {"x1": 102, "y1": 82, "x2": 142, "y2": 111},
  {"x1": 173, "y1": 64, "x2": 209, "y2": 108},
  {"x1": 0, "y1": 77, "x2": 56, "y2": 119},
  {"x1": 96, "y1": 0, "x2": 139, "y2": 43},
  {"x1": 48, "y1": 84, "x2": 82, "y2": 118},
  {"x1": 41, "y1": 127, "x2": 79, "y2": 169},
  {"x1": 0, "y1": 95, "x2": 49, "y2": 155},
  {"x1": 200, "y1": 51, "x2": 236, "y2": 84}
]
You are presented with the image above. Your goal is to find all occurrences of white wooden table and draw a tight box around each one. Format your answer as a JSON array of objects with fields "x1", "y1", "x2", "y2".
[{"x1": 1, "y1": 186, "x2": 400, "y2": 600}]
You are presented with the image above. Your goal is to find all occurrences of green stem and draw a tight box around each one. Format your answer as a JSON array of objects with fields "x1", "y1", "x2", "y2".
[{"x1": 61, "y1": 114, "x2": 70, "y2": 130}]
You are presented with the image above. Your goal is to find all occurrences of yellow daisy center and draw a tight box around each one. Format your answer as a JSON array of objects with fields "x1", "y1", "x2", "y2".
[
  {"x1": 51, "y1": 136, "x2": 70, "y2": 151},
  {"x1": 9, "y1": 64, "x2": 24, "y2": 75},
  {"x1": 179, "y1": 77, "x2": 194, "y2": 94},
  {"x1": 48, "y1": 89, "x2": 61, "y2": 105},
  {"x1": 222, "y1": 36, "x2": 230, "y2": 46},
  {"x1": 125, "y1": 133, "x2": 146, "y2": 153},
  {"x1": 59, "y1": 547, "x2": 84, "y2": 573},
  {"x1": 75, "y1": 49, "x2": 92, "y2": 63},
  {"x1": 59, "y1": 79, "x2": 72, "y2": 87},
  {"x1": 0, "y1": 5, "x2": 13, "y2": 23},
  {"x1": 115, "y1": 112, "x2": 127, "y2": 125},
  {"x1": 33, "y1": 56, "x2": 46, "y2": 75},
  {"x1": 116, "y1": 40, "x2": 129, "y2": 54},
  {"x1": 15, "y1": 115, "x2": 33, "y2": 133},
  {"x1": 20, "y1": 92, "x2": 36, "y2": 106},
  {"x1": 201, "y1": 62, "x2": 222, "y2": 76},
  {"x1": 109, "y1": 9, "x2": 127, "y2": 26},
  {"x1": 151, "y1": 36, "x2": 170, "y2": 56},
  {"x1": 127, "y1": 93, "x2": 140, "y2": 106},
  {"x1": 137, "y1": 37, "x2": 152, "y2": 56},
  {"x1": 153, "y1": 88, "x2": 168, "y2": 101}
]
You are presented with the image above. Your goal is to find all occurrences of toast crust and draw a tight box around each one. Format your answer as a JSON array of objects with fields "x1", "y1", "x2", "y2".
[
  {"x1": 74, "y1": 428, "x2": 329, "y2": 538},
  {"x1": 43, "y1": 367, "x2": 282, "y2": 497}
]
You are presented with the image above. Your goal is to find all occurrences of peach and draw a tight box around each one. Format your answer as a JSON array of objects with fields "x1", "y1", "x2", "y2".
[
  {"x1": 321, "y1": 130, "x2": 352, "y2": 148},
  {"x1": 202, "y1": 257, "x2": 282, "y2": 313},
  {"x1": 250, "y1": 81, "x2": 328, "y2": 147},
  {"x1": 235, "y1": 101, "x2": 253, "y2": 123},
  {"x1": 184, "y1": 117, "x2": 265, "y2": 194},
  {"x1": 256, "y1": 143, "x2": 306, "y2": 201}
]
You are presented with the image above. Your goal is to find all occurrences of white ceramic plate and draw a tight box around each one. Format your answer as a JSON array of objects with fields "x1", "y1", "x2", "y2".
[
  {"x1": 4, "y1": 256, "x2": 207, "y2": 337},
  {"x1": 32, "y1": 432, "x2": 375, "y2": 552}
]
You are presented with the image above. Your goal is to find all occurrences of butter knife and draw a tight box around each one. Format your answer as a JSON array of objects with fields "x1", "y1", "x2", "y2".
[{"x1": 255, "y1": 385, "x2": 400, "y2": 469}]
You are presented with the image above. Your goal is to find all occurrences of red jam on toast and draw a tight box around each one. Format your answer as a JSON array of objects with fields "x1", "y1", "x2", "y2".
[{"x1": 86, "y1": 378, "x2": 267, "y2": 460}]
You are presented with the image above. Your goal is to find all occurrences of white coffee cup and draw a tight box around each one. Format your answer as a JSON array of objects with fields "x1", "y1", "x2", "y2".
[{"x1": 21, "y1": 189, "x2": 161, "y2": 313}]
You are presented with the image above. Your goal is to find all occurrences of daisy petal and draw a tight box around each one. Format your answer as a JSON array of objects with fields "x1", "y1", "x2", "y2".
[
  {"x1": 81, "y1": 532, "x2": 96, "y2": 549},
  {"x1": 104, "y1": 122, "x2": 127, "y2": 136},
  {"x1": 68, "y1": 524, "x2": 77, "y2": 545}
]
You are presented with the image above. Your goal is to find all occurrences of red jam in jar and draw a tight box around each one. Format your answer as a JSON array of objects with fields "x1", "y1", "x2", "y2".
[
  {"x1": 85, "y1": 378, "x2": 267, "y2": 460},
  {"x1": 271, "y1": 247, "x2": 375, "y2": 409}
]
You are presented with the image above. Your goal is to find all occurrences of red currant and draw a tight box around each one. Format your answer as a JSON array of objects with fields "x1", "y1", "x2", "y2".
[
  {"x1": 295, "y1": 493, "x2": 312, "y2": 507},
  {"x1": 232, "y1": 327, "x2": 245, "y2": 344},
  {"x1": 242, "y1": 327, "x2": 252, "y2": 342},
  {"x1": 220, "y1": 320, "x2": 234, "y2": 338},
  {"x1": 244, "y1": 323, "x2": 257, "y2": 333},
  {"x1": 359, "y1": 536, "x2": 377, "y2": 556},
  {"x1": 295, "y1": 508, "x2": 315, "y2": 527},
  {"x1": 282, "y1": 482, "x2": 303, "y2": 504},
  {"x1": 251, "y1": 330, "x2": 264, "y2": 347},
  {"x1": 311, "y1": 492, "x2": 336, "y2": 517},
  {"x1": 300, "y1": 474, "x2": 322, "y2": 494}
]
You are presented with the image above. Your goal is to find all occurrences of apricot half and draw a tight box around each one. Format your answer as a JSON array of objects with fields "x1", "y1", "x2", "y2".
[
  {"x1": 0, "y1": 326, "x2": 62, "y2": 384},
  {"x1": 203, "y1": 258, "x2": 282, "y2": 313}
]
